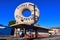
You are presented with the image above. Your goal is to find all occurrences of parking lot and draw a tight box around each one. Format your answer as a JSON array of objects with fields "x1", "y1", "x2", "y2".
[
  {"x1": 34, "y1": 35, "x2": 60, "y2": 40},
  {"x1": 0, "y1": 35, "x2": 60, "y2": 40}
]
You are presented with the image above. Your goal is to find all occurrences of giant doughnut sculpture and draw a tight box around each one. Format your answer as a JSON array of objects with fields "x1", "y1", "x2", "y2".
[{"x1": 14, "y1": 2, "x2": 40, "y2": 25}]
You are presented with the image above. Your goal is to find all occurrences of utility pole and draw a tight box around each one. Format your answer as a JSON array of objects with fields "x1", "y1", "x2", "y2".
[{"x1": 34, "y1": 5, "x2": 36, "y2": 23}]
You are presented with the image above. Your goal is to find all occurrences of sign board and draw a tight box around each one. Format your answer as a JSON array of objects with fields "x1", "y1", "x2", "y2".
[{"x1": 14, "y1": 2, "x2": 40, "y2": 25}]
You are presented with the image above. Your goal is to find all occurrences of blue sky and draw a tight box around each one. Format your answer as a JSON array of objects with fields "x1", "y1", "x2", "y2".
[{"x1": 0, "y1": 0, "x2": 60, "y2": 28}]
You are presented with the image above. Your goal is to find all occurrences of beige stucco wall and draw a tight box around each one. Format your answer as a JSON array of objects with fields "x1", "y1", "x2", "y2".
[{"x1": 49, "y1": 28, "x2": 60, "y2": 35}]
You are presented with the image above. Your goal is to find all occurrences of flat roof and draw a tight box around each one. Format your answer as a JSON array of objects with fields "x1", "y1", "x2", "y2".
[{"x1": 10, "y1": 24, "x2": 49, "y2": 30}]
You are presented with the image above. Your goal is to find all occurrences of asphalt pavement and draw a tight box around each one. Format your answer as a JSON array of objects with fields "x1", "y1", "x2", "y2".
[{"x1": 34, "y1": 35, "x2": 60, "y2": 40}]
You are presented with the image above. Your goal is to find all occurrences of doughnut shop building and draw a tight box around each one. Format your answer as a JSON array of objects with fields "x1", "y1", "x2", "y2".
[{"x1": 10, "y1": 2, "x2": 49, "y2": 38}]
